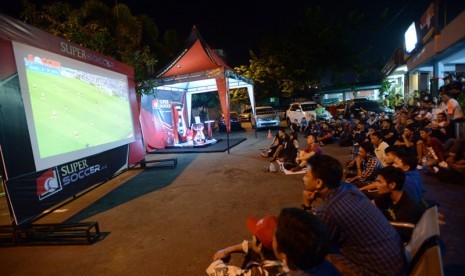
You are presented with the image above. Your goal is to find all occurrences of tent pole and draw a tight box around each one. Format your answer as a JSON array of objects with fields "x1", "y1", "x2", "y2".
[{"x1": 227, "y1": 132, "x2": 230, "y2": 154}]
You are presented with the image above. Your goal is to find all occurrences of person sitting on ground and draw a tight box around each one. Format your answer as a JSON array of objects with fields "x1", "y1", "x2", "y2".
[
  {"x1": 273, "y1": 208, "x2": 341, "y2": 275},
  {"x1": 261, "y1": 129, "x2": 287, "y2": 161},
  {"x1": 415, "y1": 106, "x2": 433, "y2": 127},
  {"x1": 361, "y1": 149, "x2": 427, "y2": 206},
  {"x1": 394, "y1": 124, "x2": 417, "y2": 155},
  {"x1": 332, "y1": 119, "x2": 345, "y2": 138},
  {"x1": 435, "y1": 112, "x2": 454, "y2": 138},
  {"x1": 279, "y1": 132, "x2": 299, "y2": 163},
  {"x1": 384, "y1": 145, "x2": 403, "y2": 167},
  {"x1": 206, "y1": 215, "x2": 289, "y2": 276},
  {"x1": 416, "y1": 127, "x2": 445, "y2": 170},
  {"x1": 352, "y1": 122, "x2": 367, "y2": 146},
  {"x1": 302, "y1": 154, "x2": 407, "y2": 275},
  {"x1": 427, "y1": 120, "x2": 448, "y2": 144},
  {"x1": 366, "y1": 113, "x2": 379, "y2": 129},
  {"x1": 394, "y1": 150, "x2": 427, "y2": 205},
  {"x1": 370, "y1": 131, "x2": 389, "y2": 167},
  {"x1": 290, "y1": 119, "x2": 300, "y2": 133},
  {"x1": 364, "y1": 125, "x2": 377, "y2": 143},
  {"x1": 316, "y1": 123, "x2": 334, "y2": 146},
  {"x1": 373, "y1": 166, "x2": 426, "y2": 243},
  {"x1": 434, "y1": 138, "x2": 465, "y2": 184},
  {"x1": 300, "y1": 117, "x2": 309, "y2": 133},
  {"x1": 379, "y1": 119, "x2": 399, "y2": 146},
  {"x1": 346, "y1": 141, "x2": 383, "y2": 188},
  {"x1": 291, "y1": 134, "x2": 323, "y2": 172}
]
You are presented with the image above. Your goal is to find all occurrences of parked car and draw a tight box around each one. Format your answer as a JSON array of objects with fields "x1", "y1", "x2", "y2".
[
  {"x1": 273, "y1": 105, "x2": 288, "y2": 121},
  {"x1": 285, "y1": 101, "x2": 332, "y2": 126},
  {"x1": 239, "y1": 108, "x2": 252, "y2": 121},
  {"x1": 251, "y1": 106, "x2": 281, "y2": 129},
  {"x1": 335, "y1": 99, "x2": 394, "y2": 118},
  {"x1": 217, "y1": 112, "x2": 243, "y2": 132}
]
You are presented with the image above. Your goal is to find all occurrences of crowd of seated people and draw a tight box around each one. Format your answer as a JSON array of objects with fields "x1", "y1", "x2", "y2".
[
  {"x1": 339, "y1": 89, "x2": 464, "y2": 182},
  {"x1": 225, "y1": 89, "x2": 463, "y2": 275}
]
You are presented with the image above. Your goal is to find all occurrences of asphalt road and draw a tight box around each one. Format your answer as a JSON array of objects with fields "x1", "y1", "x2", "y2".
[{"x1": 0, "y1": 121, "x2": 464, "y2": 275}]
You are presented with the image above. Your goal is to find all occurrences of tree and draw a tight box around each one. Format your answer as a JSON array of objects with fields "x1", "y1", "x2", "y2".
[
  {"x1": 235, "y1": 4, "x2": 390, "y2": 100},
  {"x1": 20, "y1": 0, "x2": 159, "y2": 95},
  {"x1": 191, "y1": 93, "x2": 219, "y2": 121}
]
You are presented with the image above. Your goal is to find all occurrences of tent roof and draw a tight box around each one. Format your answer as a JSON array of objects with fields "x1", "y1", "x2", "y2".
[
  {"x1": 154, "y1": 25, "x2": 253, "y2": 92},
  {"x1": 157, "y1": 26, "x2": 232, "y2": 77}
]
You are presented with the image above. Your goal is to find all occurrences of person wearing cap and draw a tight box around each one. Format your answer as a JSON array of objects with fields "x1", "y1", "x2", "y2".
[
  {"x1": 206, "y1": 215, "x2": 289, "y2": 276},
  {"x1": 273, "y1": 208, "x2": 340, "y2": 275},
  {"x1": 302, "y1": 154, "x2": 406, "y2": 275}
]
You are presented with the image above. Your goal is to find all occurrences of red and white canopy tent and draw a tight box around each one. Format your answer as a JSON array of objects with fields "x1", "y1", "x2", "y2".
[{"x1": 153, "y1": 26, "x2": 255, "y2": 132}]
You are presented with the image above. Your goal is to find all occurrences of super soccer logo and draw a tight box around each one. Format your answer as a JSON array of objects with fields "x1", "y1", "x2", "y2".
[{"x1": 36, "y1": 168, "x2": 62, "y2": 200}]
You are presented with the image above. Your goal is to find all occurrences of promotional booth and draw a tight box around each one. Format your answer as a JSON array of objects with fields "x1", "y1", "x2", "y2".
[{"x1": 139, "y1": 26, "x2": 255, "y2": 151}]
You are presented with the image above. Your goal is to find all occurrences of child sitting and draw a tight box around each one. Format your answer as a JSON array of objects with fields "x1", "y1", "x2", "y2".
[
  {"x1": 300, "y1": 117, "x2": 309, "y2": 133},
  {"x1": 206, "y1": 215, "x2": 289, "y2": 275}
]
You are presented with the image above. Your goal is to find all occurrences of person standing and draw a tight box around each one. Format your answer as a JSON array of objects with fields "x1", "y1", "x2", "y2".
[
  {"x1": 302, "y1": 155, "x2": 406, "y2": 275},
  {"x1": 440, "y1": 91, "x2": 464, "y2": 138}
]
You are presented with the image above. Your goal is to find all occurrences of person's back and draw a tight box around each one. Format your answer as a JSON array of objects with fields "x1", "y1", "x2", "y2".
[
  {"x1": 318, "y1": 183, "x2": 406, "y2": 275},
  {"x1": 273, "y1": 208, "x2": 340, "y2": 276},
  {"x1": 303, "y1": 155, "x2": 406, "y2": 275}
]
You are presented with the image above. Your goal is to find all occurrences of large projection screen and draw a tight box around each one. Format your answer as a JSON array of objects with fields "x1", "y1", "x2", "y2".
[{"x1": 13, "y1": 42, "x2": 135, "y2": 172}]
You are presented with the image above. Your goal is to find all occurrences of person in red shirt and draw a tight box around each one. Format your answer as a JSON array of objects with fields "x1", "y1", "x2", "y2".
[{"x1": 416, "y1": 127, "x2": 445, "y2": 170}]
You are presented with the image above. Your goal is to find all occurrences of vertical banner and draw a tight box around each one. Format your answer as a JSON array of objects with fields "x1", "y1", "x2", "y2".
[
  {"x1": 139, "y1": 90, "x2": 187, "y2": 151},
  {"x1": 420, "y1": 3, "x2": 435, "y2": 45},
  {"x1": 5, "y1": 145, "x2": 128, "y2": 226}
]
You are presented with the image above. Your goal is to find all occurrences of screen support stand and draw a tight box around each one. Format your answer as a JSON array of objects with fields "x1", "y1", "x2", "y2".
[{"x1": 130, "y1": 158, "x2": 177, "y2": 170}]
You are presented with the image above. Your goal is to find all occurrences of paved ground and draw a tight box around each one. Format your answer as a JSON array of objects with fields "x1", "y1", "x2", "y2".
[{"x1": 1, "y1": 122, "x2": 464, "y2": 275}]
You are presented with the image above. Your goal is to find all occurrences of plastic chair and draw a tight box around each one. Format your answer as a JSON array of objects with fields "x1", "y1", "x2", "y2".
[
  {"x1": 390, "y1": 205, "x2": 443, "y2": 275},
  {"x1": 409, "y1": 240, "x2": 443, "y2": 276}
]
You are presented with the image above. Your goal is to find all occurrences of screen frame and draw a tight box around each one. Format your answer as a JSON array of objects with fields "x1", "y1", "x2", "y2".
[{"x1": 12, "y1": 41, "x2": 136, "y2": 172}]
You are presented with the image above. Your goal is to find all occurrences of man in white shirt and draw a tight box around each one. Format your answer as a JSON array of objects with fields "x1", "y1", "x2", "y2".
[
  {"x1": 441, "y1": 91, "x2": 464, "y2": 138},
  {"x1": 370, "y1": 131, "x2": 389, "y2": 167}
]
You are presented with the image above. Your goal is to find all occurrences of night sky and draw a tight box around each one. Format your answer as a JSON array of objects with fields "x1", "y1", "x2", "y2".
[{"x1": 2, "y1": 0, "x2": 465, "y2": 67}]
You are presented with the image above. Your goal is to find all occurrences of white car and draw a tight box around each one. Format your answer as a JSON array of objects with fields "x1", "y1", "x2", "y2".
[
  {"x1": 251, "y1": 106, "x2": 281, "y2": 129},
  {"x1": 285, "y1": 101, "x2": 332, "y2": 126}
]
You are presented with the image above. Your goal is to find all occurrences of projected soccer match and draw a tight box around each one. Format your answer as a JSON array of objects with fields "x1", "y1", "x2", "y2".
[{"x1": 13, "y1": 42, "x2": 135, "y2": 171}]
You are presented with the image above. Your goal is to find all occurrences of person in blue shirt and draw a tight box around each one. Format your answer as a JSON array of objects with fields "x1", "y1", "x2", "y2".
[{"x1": 393, "y1": 150, "x2": 427, "y2": 207}]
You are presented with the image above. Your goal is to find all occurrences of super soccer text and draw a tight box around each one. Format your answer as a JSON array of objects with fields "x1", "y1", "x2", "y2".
[
  {"x1": 60, "y1": 42, "x2": 114, "y2": 68},
  {"x1": 152, "y1": 99, "x2": 171, "y2": 109},
  {"x1": 60, "y1": 159, "x2": 101, "y2": 185}
]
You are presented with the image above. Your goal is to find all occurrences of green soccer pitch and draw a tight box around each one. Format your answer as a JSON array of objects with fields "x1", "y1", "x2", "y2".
[{"x1": 27, "y1": 70, "x2": 134, "y2": 158}]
